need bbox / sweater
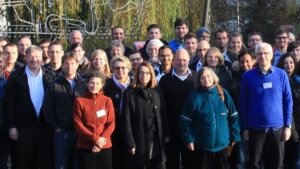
[179,86,240,152]
[73,92,115,149]
[239,67,293,130]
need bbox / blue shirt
[239,66,293,130]
[169,39,183,53]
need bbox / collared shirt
[25,66,44,117]
[196,59,203,72]
[172,68,192,81]
[273,48,285,66]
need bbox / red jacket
[73,92,115,149]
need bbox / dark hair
[3,43,17,51]
[174,18,189,28]
[229,32,243,43]
[62,52,78,63]
[277,53,296,70]
[214,28,229,38]
[275,28,289,37]
[49,41,63,50]
[0,37,9,43]
[133,62,157,88]
[183,32,197,41]
[287,41,300,53]
[38,39,51,46]
[238,50,255,60]
[68,42,84,52]
[158,45,173,54]
[147,24,161,32]
[111,26,124,35]
[247,32,263,40]
[87,71,106,85]
[18,35,31,43]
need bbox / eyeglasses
[276,36,288,40]
[114,66,127,70]
[130,58,141,62]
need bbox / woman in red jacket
[73,71,115,169]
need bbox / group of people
[0,17,299,169]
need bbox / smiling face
[175,24,189,39]
[200,69,214,88]
[239,54,255,71]
[206,51,220,67]
[159,47,173,66]
[25,49,43,72]
[283,56,295,75]
[229,36,243,54]
[88,77,103,94]
[113,61,129,81]
[138,65,151,87]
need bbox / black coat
[4,67,52,129]
[122,86,168,167]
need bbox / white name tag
[96,109,106,118]
[263,82,272,89]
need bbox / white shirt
[172,68,192,81]
[25,66,44,117]
[196,59,203,72]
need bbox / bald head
[197,40,210,59]
[69,30,83,45]
[173,48,190,75]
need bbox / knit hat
[196,27,210,39]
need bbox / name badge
[263,82,272,89]
[96,109,106,118]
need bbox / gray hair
[25,45,43,56]
[110,40,125,53]
[146,39,164,53]
[255,42,273,56]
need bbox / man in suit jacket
[4,45,53,169]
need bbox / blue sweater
[179,86,240,152]
[239,67,293,130]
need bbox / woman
[277,54,299,169]
[89,49,111,79]
[179,67,240,169]
[122,62,168,169]
[287,41,300,64]
[103,56,132,169]
[73,71,115,169]
[203,47,232,91]
[69,42,90,76]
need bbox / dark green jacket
[179,85,240,152]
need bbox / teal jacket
[179,85,240,152]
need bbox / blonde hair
[203,47,225,66]
[133,62,157,88]
[195,66,224,101]
[89,49,111,78]
[110,56,132,71]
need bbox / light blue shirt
[25,66,44,117]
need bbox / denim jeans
[235,135,248,169]
[54,129,78,169]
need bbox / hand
[187,142,195,151]
[9,127,18,141]
[229,142,235,147]
[92,145,101,153]
[282,127,291,141]
[243,130,249,141]
[165,137,170,143]
[129,148,135,155]
[96,137,107,148]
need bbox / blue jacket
[179,85,240,152]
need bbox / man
[4,45,53,169]
[247,32,263,52]
[69,30,83,45]
[169,18,189,53]
[195,27,211,42]
[183,32,198,63]
[3,43,24,79]
[214,28,229,53]
[273,29,289,66]
[39,39,51,65]
[43,53,86,169]
[240,42,293,169]
[159,48,195,169]
[156,46,173,81]
[146,39,164,71]
[128,51,143,79]
[189,40,210,72]
[0,37,8,53]
[17,36,32,64]
[43,41,64,80]
[106,26,133,58]
[139,24,168,60]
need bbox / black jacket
[122,87,168,167]
[4,66,52,129]
[43,74,86,130]
[214,65,232,92]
